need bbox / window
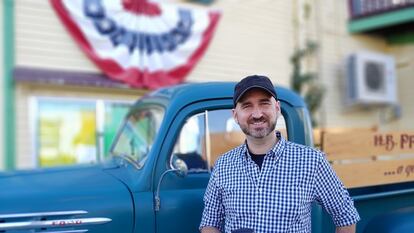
[111,105,164,168]
[172,109,287,172]
[34,98,132,168]
[173,112,207,172]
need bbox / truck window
[172,109,286,172]
[111,106,164,168]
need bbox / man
[199,75,360,233]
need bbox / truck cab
[108,82,314,233]
[0,82,314,233]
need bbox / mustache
[249,116,266,123]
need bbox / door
[154,100,288,233]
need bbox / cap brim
[235,85,277,104]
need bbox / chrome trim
[204,110,212,172]
[155,169,180,212]
[43,230,88,233]
[0,217,111,231]
[0,210,87,219]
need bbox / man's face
[233,88,280,139]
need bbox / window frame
[168,106,288,174]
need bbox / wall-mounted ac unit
[345,51,397,106]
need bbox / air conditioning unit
[345,51,397,106]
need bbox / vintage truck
[1,82,414,233]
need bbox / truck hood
[0,164,134,233]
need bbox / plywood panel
[324,131,414,160]
[333,159,414,188]
[322,129,414,188]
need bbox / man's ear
[232,109,239,124]
[275,100,281,112]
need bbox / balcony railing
[349,0,414,19]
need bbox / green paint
[3,0,15,170]
[348,7,414,33]
[387,31,414,44]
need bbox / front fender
[0,165,134,233]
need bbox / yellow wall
[15,1,97,72]
[386,45,414,131]
[15,0,295,86]
[306,1,413,131]
[308,0,389,128]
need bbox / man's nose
[251,107,263,118]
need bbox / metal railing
[349,0,414,18]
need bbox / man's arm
[314,156,360,230]
[336,224,356,233]
[200,166,224,232]
[201,226,221,233]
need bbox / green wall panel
[3,0,15,170]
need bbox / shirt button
[257,211,262,216]
[258,188,262,193]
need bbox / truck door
[154,101,288,233]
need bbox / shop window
[35,98,132,168]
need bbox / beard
[239,117,277,139]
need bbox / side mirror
[171,156,188,177]
[154,156,188,211]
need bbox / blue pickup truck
[1,82,414,233]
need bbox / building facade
[2,0,414,170]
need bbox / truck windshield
[110,105,164,168]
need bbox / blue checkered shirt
[200,132,360,233]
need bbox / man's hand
[336,224,356,233]
[201,226,221,233]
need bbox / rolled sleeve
[199,168,225,231]
[314,155,360,227]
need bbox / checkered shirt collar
[242,131,285,159]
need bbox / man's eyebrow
[259,97,272,102]
[239,100,250,105]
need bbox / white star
[88,3,99,14]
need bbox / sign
[323,131,414,160]
[50,0,221,89]
[322,130,414,188]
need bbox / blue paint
[2,82,413,232]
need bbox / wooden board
[333,158,414,188]
[323,131,414,160]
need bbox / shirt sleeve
[199,166,225,231]
[314,154,360,227]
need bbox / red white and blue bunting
[50,0,221,89]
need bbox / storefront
[4,0,414,171]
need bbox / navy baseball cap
[233,75,278,107]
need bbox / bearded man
[199,75,360,233]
